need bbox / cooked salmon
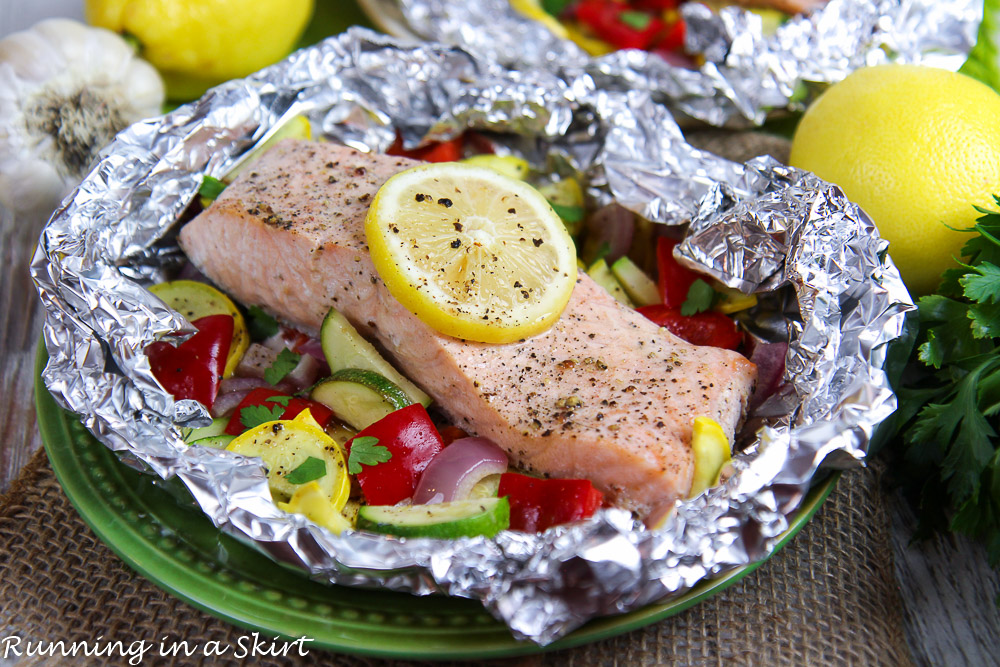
[179,140,756,518]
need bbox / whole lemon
[789,65,1000,295]
[85,0,314,101]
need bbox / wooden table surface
[2,5,999,666]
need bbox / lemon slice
[365,163,577,344]
[149,280,249,377]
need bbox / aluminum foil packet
[385,0,982,125]
[32,28,912,644]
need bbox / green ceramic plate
[35,348,837,659]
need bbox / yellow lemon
[365,163,577,344]
[85,0,314,101]
[789,65,1000,295]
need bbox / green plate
[34,348,837,659]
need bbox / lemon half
[365,163,577,344]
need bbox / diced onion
[584,204,634,264]
[748,341,787,411]
[412,437,508,504]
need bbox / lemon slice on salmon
[365,163,577,344]
[149,280,249,377]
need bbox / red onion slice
[297,336,327,362]
[584,204,634,264]
[218,376,271,395]
[281,353,323,392]
[748,341,788,410]
[413,437,508,504]
[211,389,251,418]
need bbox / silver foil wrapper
[388,0,982,125]
[32,29,912,644]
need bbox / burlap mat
[0,446,911,667]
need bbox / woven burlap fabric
[0,448,911,667]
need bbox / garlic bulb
[0,19,164,216]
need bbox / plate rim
[33,344,839,659]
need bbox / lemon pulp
[365,163,577,344]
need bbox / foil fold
[32,28,912,644]
[390,0,982,125]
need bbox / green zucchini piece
[182,417,230,444]
[189,434,235,449]
[611,256,660,306]
[587,259,634,307]
[225,115,312,183]
[320,308,431,407]
[357,497,510,539]
[311,369,412,430]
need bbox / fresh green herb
[246,305,279,341]
[591,242,612,265]
[198,175,227,201]
[959,0,1000,93]
[264,348,301,385]
[265,395,293,407]
[541,0,573,17]
[285,456,327,484]
[548,201,585,224]
[680,279,718,316]
[619,10,652,31]
[885,200,1000,565]
[348,436,392,474]
[240,404,284,429]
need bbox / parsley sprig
[264,348,301,385]
[883,200,1000,564]
[347,436,392,474]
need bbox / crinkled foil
[31,28,912,644]
[389,0,982,125]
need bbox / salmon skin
[179,139,756,519]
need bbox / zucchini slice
[587,259,633,307]
[357,497,510,539]
[611,256,660,306]
[310,369,411,430]
[320,308,431,407]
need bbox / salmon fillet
[179,140,756,518]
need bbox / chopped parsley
[285,456,327,484]
[619,11,652,31]
[681,279,718,316]
[547,201,585,224]
[879,200,1000,565]
[348,436,392,474]
[240,404,284,429]
[541,0,573,17]
[246,305,279,341]
[264,348,301,385]
[198,175,227,201]
[265,395,293,407]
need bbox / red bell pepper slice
[636,304,743,350]
[224,387,335,436]
[498,472,604,532]
[656,237,699,308]
[146,314,233,409]
[345,404,445,505]
[574,0,665,51]
[653,16,685,53]
[387,133,464,163]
